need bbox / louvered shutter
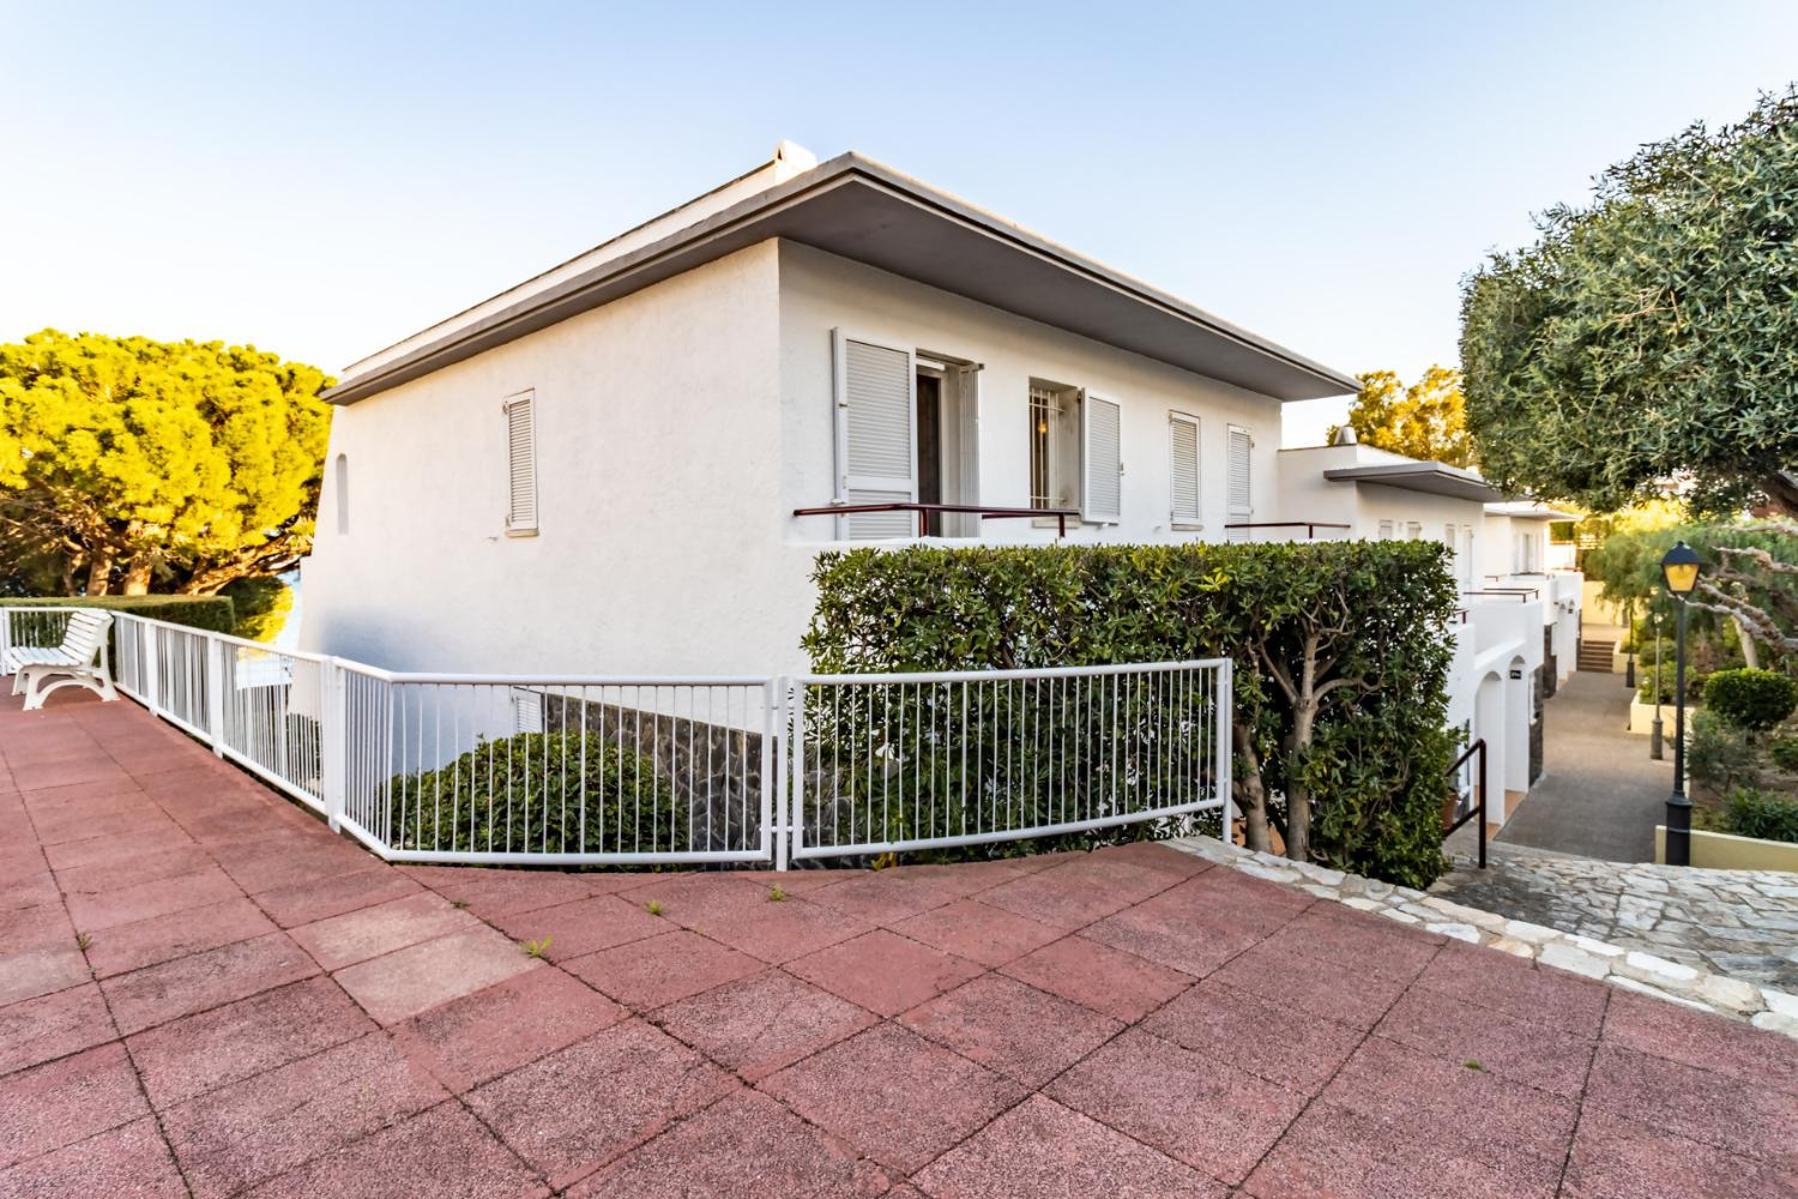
[1226,425,1252,538]
[504,392,538,534]
[1082,393,1122,523]
[1168,413,1200,525]
[832,329,916,539]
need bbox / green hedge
[1703,668,1798,732]
[1727,786,1798,844]
[386,732,678,855]
[803,542,1459,887]
[0,595,236,634]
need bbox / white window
[1377,519,1394,540]
[503,391,538,535]
[511,687,544,734]
[1462,526,1476,585]
[334,453,349,535]
[1029,380,1080,514]
[1226,424,1253,536]
[832,330,917,539]
[1406,521,1424,540]
[1168,413,1201,526]
[1082,394,1122,523]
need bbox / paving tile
[1413,940,1608,1036]
[1261,903,1443,982]
[569,1088,888,1198]
[758,1023,1024,1175]
[1317,1036,1578,1179]
[1088,839,1213,878]
[680,893,872,964]
[887,897,1064,967]
[45,825,195,872]
[288,891,478,971]
[1245,1097,1561,1199]
[101,930,318,1036]
[250,864,422,928]
[899,973,1122,1087]
[489,894,668,962]
[1600,985,1798,1097]
[0,981,116,1077]
[65,864,243,932]
[976,866,1140,930]
[1081,899,1259,977]
[785,929,985,1016]
[390,966,626,1093]
[242,1101,548,1199]
[466,1018,736,1190]
[1583,1043,1798,1167]
[0,944,91,1008]
[1001,933,1193,1022]
[562,929,762,1011]
[453,870,601,919]
[162,1031,447,1198]
[656,968,876,1080]
[127,976,375,1109]
[1047,1028,1306,1185]
[0,1116,186,1199]
[85,897,276,979]
[1375,984,1596,1098]
[1208,940,1410,1031]
[0,1043,147,1170]
[1143,868,1314,939]
[914,1094,1226,1198]
[9,754,131,792]
[0,870,60,913]
[332,925,541,1025]
[1560,1106,1795,1199]
[218,840,380,895]
[612,872,767,926]
[1140,978,1365,1095]
[802,867,971,924]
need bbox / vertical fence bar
[321,659,346,833]
[1216,659,1234,842]
[205,636,227,755]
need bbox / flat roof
[323,152,1359,406]
[1322,461,1506,502]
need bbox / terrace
[3,689,1794,1197]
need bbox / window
[1462,525,1476,585]
[1029,381,1080,513]
[334,453,349,535]
[1406,521,1424,540]
[1226,425,1253,535]
[1168,413,1201,526]
[833,330,917,539]
[503,391,539,535]
[511,687,544,734]
[1376,519,1394,540]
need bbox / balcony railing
[1223,521,1352,542]
[792,501,1080,538]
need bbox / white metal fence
[1,606,1232,870]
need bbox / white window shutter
[1168,413,1200,525]
[1226,425,1252,538]
[511,687,544,734]
[504,392,538,534]
[1082,393,1122,523]
[1377,519,1394,540]
[832,329,916,539]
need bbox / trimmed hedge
[1727,786,1798,844]
[385,731,677,855]
[1703,668,1798,732]
[803,542,1459,887]
[0,595,236,634]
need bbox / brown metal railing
[1222,521,1352,540]
[1443,738,1487,868]
[792,502,1080,538]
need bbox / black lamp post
[1660,540,1701,866]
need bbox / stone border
[1168,836,1798,1040]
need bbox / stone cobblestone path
[1432,843,1798,993]
[4,690,1797,1197]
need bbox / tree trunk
[1284,704,1317,863]
[84,552,113,596]
[1736,616,1761,669]
[122,553,153,596]
[1232,722,1270,852]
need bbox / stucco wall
[301,241,785,676]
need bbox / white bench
[5,610,118,710]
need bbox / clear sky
[4,1,1794,446]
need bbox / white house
[301,142,1358,677]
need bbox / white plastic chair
[5,610,118,710]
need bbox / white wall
[301,241,785,676]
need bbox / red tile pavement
[3,691,1796,1197]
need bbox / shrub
[1769,736,1798,774]
[1703,668,1798,731]
[1725,786,1798,844]
[0,594,236,634]
[804,542,1458,887]
[1686,709,1758,797]
[385,731,677,855]
[220,578,293,642]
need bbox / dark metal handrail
[1443,738,1487,869]
[793,501,1079,538]
[1222,521,1352,540]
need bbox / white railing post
[205,635,227,755]
[788,681,806,866]
[320,658,347,833]
[1216,659,1234,842]
[769,677,787,871]
[142,623,162,718]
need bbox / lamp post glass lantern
[1660,541,1701,866]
